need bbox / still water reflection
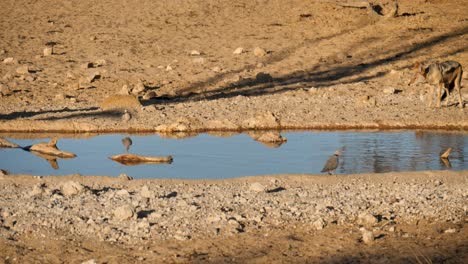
[0,131,466,179]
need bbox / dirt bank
[0,171,467,263]
[0,0,467,132]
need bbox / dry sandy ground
[0,0,467,132]
[0,0,468,263]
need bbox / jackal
[408,61,464,108]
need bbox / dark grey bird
[121,137,133,152]
[321,150,341,175]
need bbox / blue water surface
[0,131,466,179]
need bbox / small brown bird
[321,150,341,175]
[122,137,132,152]
[122,109,132,122]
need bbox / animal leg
[436,83,443,108]
[455,69,464,108]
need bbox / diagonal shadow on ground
[160,26,468,104]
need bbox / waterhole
[0,131,466,179]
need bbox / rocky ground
[0,171,467,263]
[0,0,467,263]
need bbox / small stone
[192,57,205,64]
[69,97,77,103]
[140,185,153,198]
[444,228,457,234]
[30,183,46,197]
[118,173,133,180]
[384,87,396,95]
[249,182,265,192]
[388,226,396,232]
[16,65,30,75]
[166,65,173,71]
[212,66,222,72]
[233,47,244,55]
[43,46,53,56]
[87,72,100,83]
[81,260,97,264]
[62,181,84,196]
[132,82,145,95]
[3,57,15,64]
[94,59,107,67]
[190,50,201,56]
[55,93,66,101]
[361,229,374,244]
[119,85,131,95]
[66,72,75,79]
[313,218,326,230]
[253,47,267,57]
[256,63,265,68]
[113,205,135,220]
[358,212,378,226]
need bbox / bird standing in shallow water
[122,137,132,152]
[321,150,341,175]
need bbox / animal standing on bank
[321,150,341,175]
[408,61,464,109]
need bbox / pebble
[190,50,201,56]
[61,181,85,196]
[361,228,374,244]
[118,173,133,180]
[3,57,15,64]
[249,182,265,192]
[113,205,135,220]
[253,47,267,57]
[358,212,378,226]
[140,185,153,198]
[233,47,244,55]
[313,218,326,230]
[43,46,53,56]
[81,260,97,264]
[384,87,396,95]
[16,65,30,75]
[132,82,146,95]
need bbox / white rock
[113,205,135,220]
[166,65,173,71]
[62,181,84,196]
[132,82,145,94]
[43,46,53,56]
[361,229,374,244]
[190,50,201,56]
[81,260,97,264]
[3,57,14,64]
[249,182,265,192]
[16,65,30,74]
[118,173,133,180]
[313,218,326,230]
[119,85,131,95]
[140,185,153,198]
[253,47,267,57]
[233,47,244,55]
[358,212,378,226]
[384,87,396,95]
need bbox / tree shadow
[0,107,100,120]
[159,26,467,104]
